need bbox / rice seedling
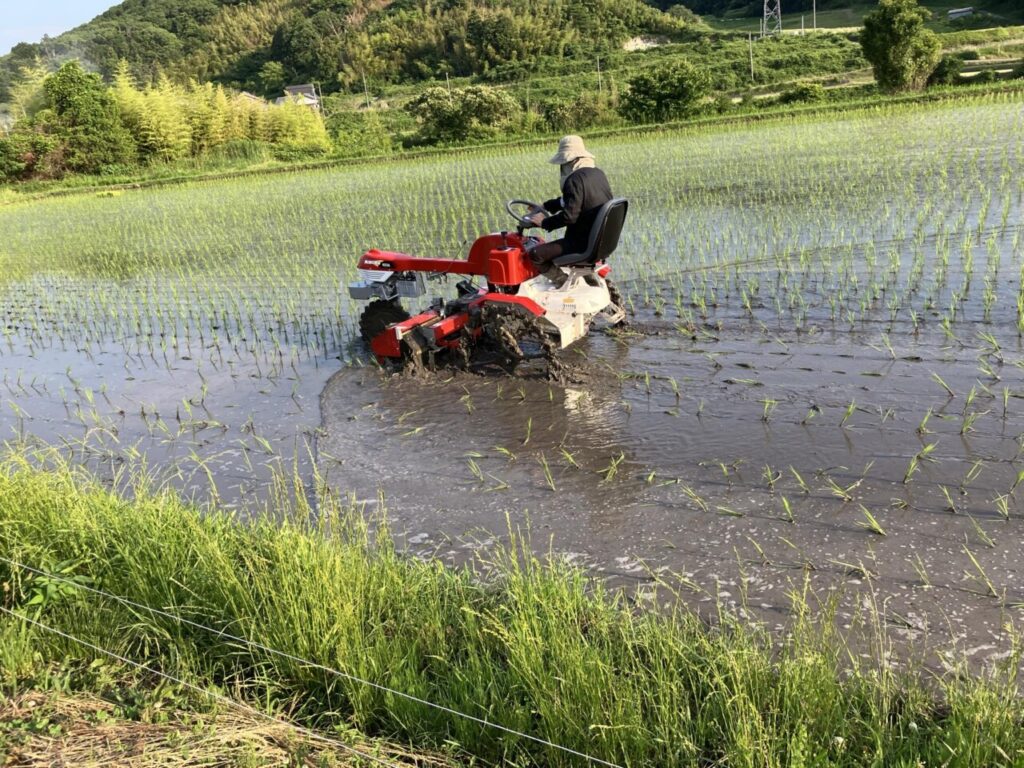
[967,515,996,548]
[856,505,887,536]
[484,474,511,492]
[559,447,579,469]
[680,484,709,513]
[839,400,856,428]
[931,372,955,398]
[598,452,625,483]
[916,408,934,435]
[800,406,820,426]
[780,496,794,523]
[962,545,999,599]
[538,453,556,492]
[715,505,743,517]
[993,494,1011,520]
[490,445,515,462]
[903,443,938,484]
[910,554,931,588]
[825,476,861,503]
[789,467,810,494]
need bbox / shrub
[0,136,25,180]
[927,55,964,87]
[619,60,712,124]
[779,82,826,104]
[406,85,519,144]
[542,93,614,132]
[327,110,393,158]
[713,93,736,114]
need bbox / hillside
[0,0,687,101]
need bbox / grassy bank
[0,456,1021,767]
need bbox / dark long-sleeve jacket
[541,167,613,255]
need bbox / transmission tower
[763,0,782,37]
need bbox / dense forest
[0,0,689,103]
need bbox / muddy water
[319,318,1024,669]
[0,318,337,507]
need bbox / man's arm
[528,197,563,227]
[541,175,583,230]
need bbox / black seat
[553,198,629,267]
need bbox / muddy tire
[606,278,628,326]
[358,299,409,345]
[479,303,561,378]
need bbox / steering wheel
[506,199,546,228]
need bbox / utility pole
[763,0,782,37]
[445,71,451,95]
[597,56,603,95]
[362,71,370,109]
[314,81,325,115]
[813,0,817,30]
[748,32,755,81]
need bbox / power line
[0,605,403,768]
[0,556,626,768]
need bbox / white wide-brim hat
[549,135,595,164]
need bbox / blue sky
[1,1,113,56]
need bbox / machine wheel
[606,278,628,325]
[479,303,561,378]
[358,299,409,345]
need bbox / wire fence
[0,604,405,768]
[0,555,626,768]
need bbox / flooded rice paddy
[1,96,1023,665]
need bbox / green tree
[265,101,332,157]
[861,0,941,93]
[9,61,50,122]
[257,61,286,97]
[41,61,136,174]
[406,85,519,144]
[327,109,392,158]
[619,60,711,124]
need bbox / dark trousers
[528,240,568,285]
[529,240,565,266]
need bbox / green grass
[0,453,1022,767]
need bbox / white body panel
[516,270,625,348]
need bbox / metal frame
[763,0,782,37]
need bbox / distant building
[239,91,267,106]
[275,84,321,112]
[947,7,974,20]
